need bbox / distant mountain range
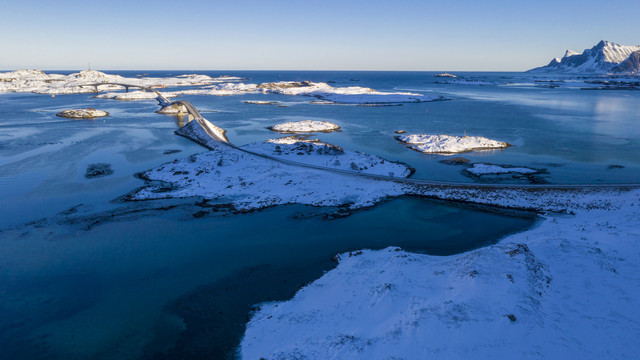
[529,40,640,74]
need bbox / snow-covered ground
[130,121,411,210]
[94,90,179,101]
[398,134,510,154]
[56,108,109,119]
[268,120,341,133]
[156,102,188,114]
[178,81,445,104]
[466,163,538,175]
[241,188,640,359]
[0,69,240,94]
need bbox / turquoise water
[0,71,638,359]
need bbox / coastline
[241,188,640,358]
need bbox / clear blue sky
[2,0,638,71]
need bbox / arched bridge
[82,82,172,106]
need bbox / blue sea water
[0,70,638,359]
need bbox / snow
[56,108,109,119]
[265,135,318,145]
[94,90,179,101]
[0,70,447,104]
[128,113,640,359]
[398,134,510,154]
[530,40,640,73]
[178,81,446,104]
[0,69,239,94]
[466,163,538,175]
[138,115,619,215]
[176,116,229,146]
[563,49,579,58]
[269,120,340,133]
[156,103,188,114]
[600,40,640,64]
[130,121,412,210]
[241,188,640,359]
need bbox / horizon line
[1,68,532,73]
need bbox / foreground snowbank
[398,134,510,154]
[178,81,446,104]
[241,189,640,359]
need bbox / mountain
[611,50,640,74]
[529,40,640,74]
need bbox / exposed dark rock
[192,210,209,218]
[257,81,312,89]
[163,149,182,155]
[85,163,113,178]
[440,157,470,165]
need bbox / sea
[1,71,639,359]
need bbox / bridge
[82,82,172,106]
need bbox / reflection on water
[175,114,186,128]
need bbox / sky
[2,0,639,71]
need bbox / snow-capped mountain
[529,40,640,74]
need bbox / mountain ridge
[529,40,640,74]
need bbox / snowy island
[434,73,457,78]
[178,81,447,104]
[397,134,511,154]
[0,69,240,94]
[465,163,538,175]
[56,108,109,119]
[0,69,449,105]
[268,120,341,133]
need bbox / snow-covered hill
[529,40,640,74]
